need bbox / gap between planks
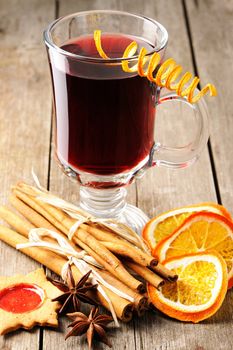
[182,0,222,204]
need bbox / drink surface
[51,34,157,175]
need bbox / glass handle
[151,91,209,169]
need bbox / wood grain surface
[0,0,53,349]
[0,0,232,349]
[185,0,233,209]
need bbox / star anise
[48,266,98,314]
[66,307,113,349]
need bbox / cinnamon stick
[101,240,157,268]
[9,195,62,235]
[0,225,133,322]
[13,188,68,235]
[125,261,164,289]
[96,268,148,315]
[13,185,145,253]
[14,190,157,270]
[12,186,157,276]
[0,205,35,236]
[8,195,144,294]
[0,206,79,252]
[0,205,147,302]
[72,229,145,293]
[13,184,75,231]
[82,223,143,249]
[11,184,176,283]
[151,263,178,282]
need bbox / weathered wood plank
[44,1,137,349]
[43,0,232,350]
[135,1,233,350]
[128,0,223,348]
[179,2,233,349]
[185,0,233,212]
[135,0,217,217]
[132,1,232,350]
[0,0,54,348]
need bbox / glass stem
[79,186,127,218]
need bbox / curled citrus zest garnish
[148,57,161,80]
[94,30,110,59]
[121,41,138,72]
[155,58,176,86]
[93,30,217,103]
[165,65,183,90]
[176,71,193,96]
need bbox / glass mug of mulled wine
[44,10,209,232]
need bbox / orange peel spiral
[93,30,217,103]
[94,30,110,59]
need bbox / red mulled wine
[50,34,157,175]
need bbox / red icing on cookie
[0,283,44,313]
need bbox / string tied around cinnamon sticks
[29,170,150,254]
[17,228,102,268]
[42,197,149,253]
[16,228,135,327]
[68,216,110,240]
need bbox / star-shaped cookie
[0,268,61,335]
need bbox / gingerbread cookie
[0,268,62,335]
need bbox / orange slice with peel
[142,202,232,250]
[148,251,228,323]
[153,212,233,289]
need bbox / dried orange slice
[142,203,232,250]
[154,212,233,289]
[148,251,228,323]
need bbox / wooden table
[0,0,232,349]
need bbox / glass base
[117,203,150,234]
[79,186,149,234]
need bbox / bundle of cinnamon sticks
[0,182,177,322]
